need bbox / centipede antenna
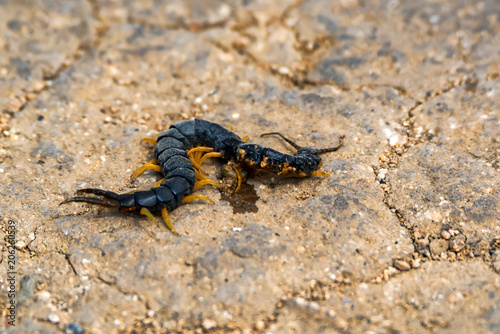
[75,188,120,200]
[60,196,120,208]
[313,135,345,154]
[260,132,303,150]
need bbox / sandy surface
[0,0,499,333]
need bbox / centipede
[61,119,344,234]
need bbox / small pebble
[377,168,388,180]
[394,259,411,271]
[202,319,217,330]
[15,241,26,250]
[410,258,420,268]
[48,312,60,324]
[334,316,349,330]
[295,297,306,306]
[450,237,465,252]
[278,66,291,75]
[255,320,265,330]
[440,230,451,240]
[36,290,51,302]
[387,266,398,276]
[327,309,337,318]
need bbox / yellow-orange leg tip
[141,137,157,146]
[199,152,222,165]
[311,170,332,176]
[131,159,161,182]
[242,136,249,142]
[182,194,214,205]
[161,208,179,236]
[194,179,221,190]
[153,178,166,187]
[140,207,158,224]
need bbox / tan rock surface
[0,0,499,333]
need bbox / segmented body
[62,119,343,231]
[114,119,242,213]
[236,144,322,176]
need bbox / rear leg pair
[61,188,179,234]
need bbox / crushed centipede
[61,119,344,234]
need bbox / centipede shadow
[219,182,259,214]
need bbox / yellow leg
[161,208,178,235]
[187,146,214,155]
[311,170,332,176]
[141,137,157,145]
[194,169,208,181]
[195,150,204,166]
[140,207,158,224]
[221,162,246,192]
[186,147,223,177]
[183,194,214,205]
[153,178,166,187]
[194,179,221,190]
[242,136,249,142]
[199,152,222,165]
[190,157,207,175]
[187,147,214,175]
[231,164,243,192]
[131,159,162,182]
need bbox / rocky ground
[0,0,499,333]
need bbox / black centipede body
[151,119,242,210]
[62,119,344,233]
